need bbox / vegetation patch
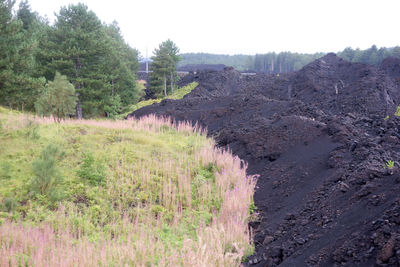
[0,108,256,266]
[120,82,198,118]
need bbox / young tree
[150,39,180,97]
[30,144,65,203]
[35,72,77,122]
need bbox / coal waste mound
[129,54,400,266]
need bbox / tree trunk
[170,72,174,92]
[76,97,83,119]
[271,58,274,73]
[163,74,167,97]
[75,55,83,119]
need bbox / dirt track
[129,54,400,266]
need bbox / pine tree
[17,0,37,30]
[37,4,140,118]
[35,72,77,122]
[0,0,44,110]
[150,39,180,97]
[102,22,139,109]
[30,144,64,203]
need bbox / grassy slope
[0,107,256,266]
[120,82,199,118]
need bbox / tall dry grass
[0,114,256,267]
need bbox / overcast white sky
[23,0,400,57]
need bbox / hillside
[120,82,199,118]
[0,107,256,266]
[130,55,400,266]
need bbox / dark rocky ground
[178,63,227,72]
[129,54,400,266]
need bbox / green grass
[120,82,198,118]
[0,109,255,266]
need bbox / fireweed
[0,110,256,266]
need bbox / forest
[179,45,400,72]
[0,0,140,118]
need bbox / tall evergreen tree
[17,0,37,30]
[103,22,139,108]
[0,0,44,110]
[36,4,140,118]
[52,4,110,118]
[150,39,180,97]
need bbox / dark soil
[129,54,400,266]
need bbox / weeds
[395,105,400,117]
[77,152,106,185]
[24,119,40,139]
[0,107,256,266]
[386,160,395,169]
[0,162,12,180]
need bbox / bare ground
[129,54,400,266]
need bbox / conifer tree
[150,40,180,97]
[0,0,44,110]
[35,72,77,122]
[37,4,140,118]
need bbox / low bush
[77,152,107,185]
[30,144,65,203]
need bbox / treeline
[178,53,251,71]
[0,0,140,118]
[180,45,400,73]
[251,52,325,73]
[337,45,400,65]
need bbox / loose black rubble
[129,54,400,266]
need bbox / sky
[22,0,400,57]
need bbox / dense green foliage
[337,45,400,65]
[150,39,181,97]
[35,72,77,121]
[0,1,140,118]
[0,0,45,110]
[39,4,140,118]
[180,46,400,72]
